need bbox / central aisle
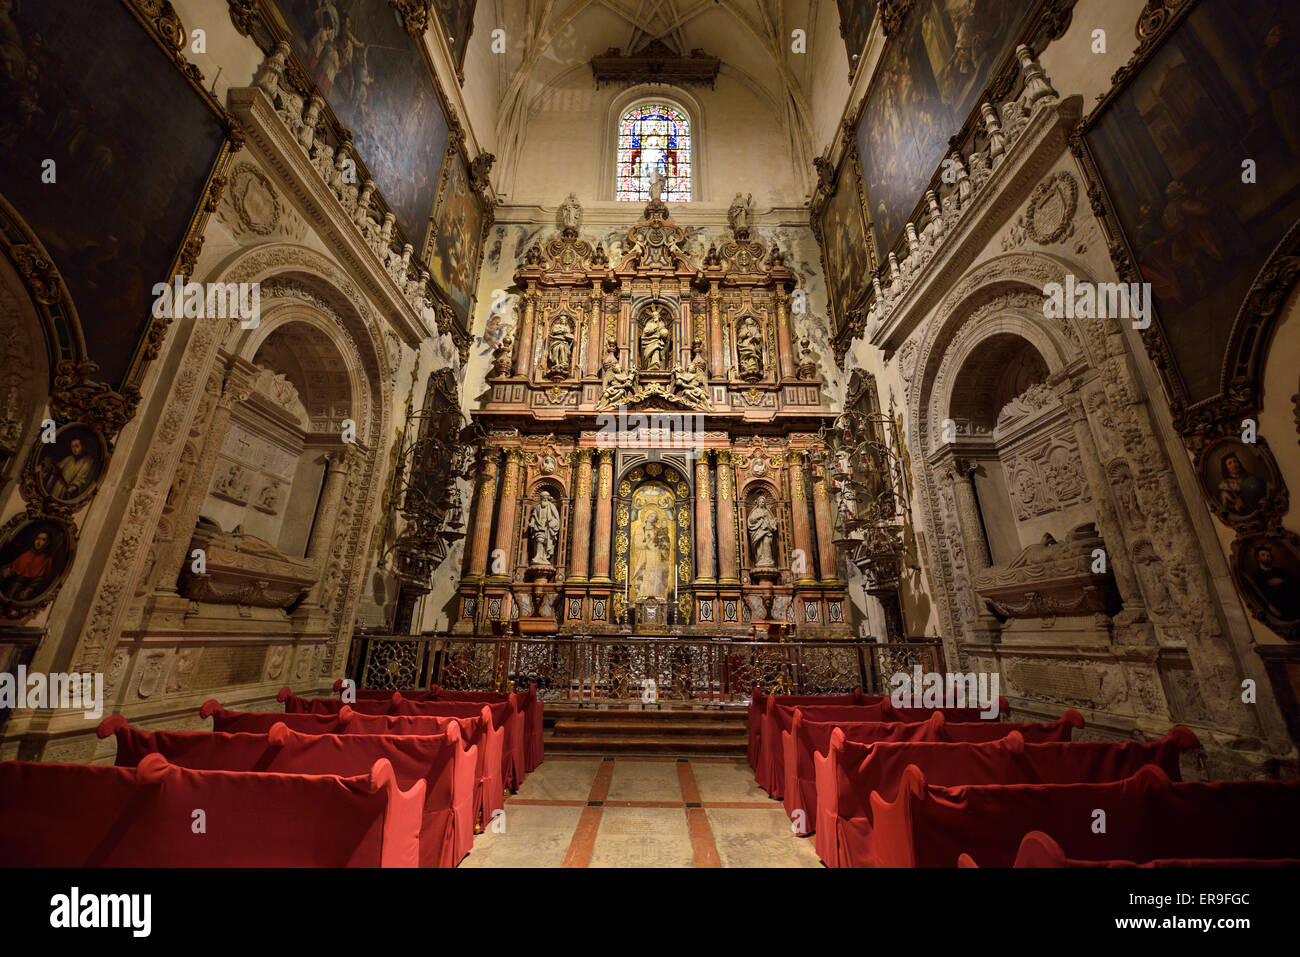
[460,756,821,868]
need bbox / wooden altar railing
[348,633,946,703]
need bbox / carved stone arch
[912,251,1096,453]
[235,300,370,444]
[201,242,394,449]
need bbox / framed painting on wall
[837,0,879,78]
[854,0,1039,255]
[814,147,873,337]
[0,0,230,391]
[261,0,450,255]
[1073,0,1300,422]
[425,143,488,330]
[432,0,477,78]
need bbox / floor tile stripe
[678,762,722,867]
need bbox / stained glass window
[616,104,692,202]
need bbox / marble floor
[459,756,823,868]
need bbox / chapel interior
[1,0,1299,872]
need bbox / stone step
[542,733,747,756]
[551,718,742,737]
[547,707,748,725]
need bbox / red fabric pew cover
[827,726,1198,868]
[748,689,865,767]
[202,699,346,734]
[972,830,1300,868]
[98,715,474,867]
[339,706,505,827]
[757,697,892,797]
[803,711,1083,865]
[0,752,423,867]
[282,687,525,789]
[871,763,1300,868]
[330,681,544,774]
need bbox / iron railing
[349,634,946,703]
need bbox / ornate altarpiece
[454,199,849,638]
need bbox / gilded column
[491,448,523,579]
[774,290,796,380]
[589,449,615,582]
[512,290,537,378]
[716,451,740,583]
[787,453,817,585]
[568,449,594,580]
[811,459,842,583]
[694,453,715,583]
[464,450,499,579]
[708,288,724,378]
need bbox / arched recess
[906,252,1096,649]
[132,242,397,677]
[737,477,785,579]
[521,476,569,573]
[612,460,692,626]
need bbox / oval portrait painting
[32,423,107,507]
[1197,438,1282,525]
[1232,532,1300,639]
[0,516,76,611]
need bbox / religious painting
[432,0,477,76]
[629,483,677,604]
[1195,437,1285,527]
[0,516,75,614]
[816,151,871,335]
[856,0,1035,253]
[837,0,879,75]
[1232,531,1300,640]
[1079,0,1300,406]
[0,0,227,388]
[612,464,692,626]
[28,423,108,509]
[426,144,486,328]
[264,0,449,253]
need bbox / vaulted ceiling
[480,0,837,199]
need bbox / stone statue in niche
[639,305,671,371]
[527,490,561,566]
[728,192,753,236]
[747,493,778,568]
[546,314,575,377]
[599,345,637,408]
[557,192,583,234]
[736,316,764,379]
[671,340,710,409]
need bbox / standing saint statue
[747,493,778,568]
[736,317,764,378]
[527,490,561,565]
[546,314,575,375]
[557,192,583,233]
[639,305,670,371]
[728,192,753,235]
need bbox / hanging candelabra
[816,406,910,640]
